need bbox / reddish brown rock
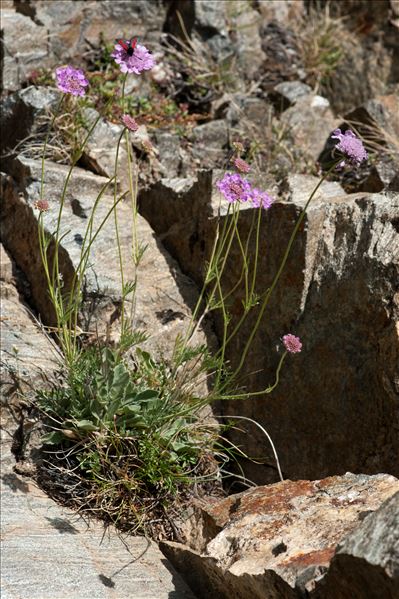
[161,473,399,599]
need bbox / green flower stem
[112,128,126,338]
[52,98,113,281]
[176,203,234,355]
[180,203,240,354]
[124,127,140,335]
[220,351,287,399]
[69,175,117,355]
[227,163,339,385]
[216,204,263,354]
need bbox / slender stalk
[228,164,338,383]
[220,351,287,399]
[112,129,126,338]
[217,415,284,482]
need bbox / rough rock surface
[313,491,399,598]
[280,93,338,160]
[1,408,196,599]
[0,243,59,394]
[139,173,399,484]
[0,87,60,157]
[0,157,211,360]
[160,473,399,599]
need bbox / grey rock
[191,121,229,169]
[154,130,183,178]
[258,21,304,91]
[280,93,339,160]
[78,107,131,191]
[164,0,230,60]
[269,81,312,112]
[160,473,399,599]
[0,410,196,599]
[388,173,399,192]
[0,86,61,155]
[286,174,345,203]
[343,94,399,192]
[313,491,399,598]
[0,158,211,361]
[319,30,397,115]
[344,94,399,146]
[161,541,297,599]
[233,2,266,80]
[0,9,51,93]
[257,0,305,23]
[0,244,59,396]
[357,158,399,193]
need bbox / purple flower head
[249,188,273,210]
[282,334,302,354]
[121,114,139,131]
[112,42,155,74]
[216,172,252,204]
[55,66,88,96]
[331,128,368,167]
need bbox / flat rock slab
[0,428,196,599]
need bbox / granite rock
[161,473,399,599]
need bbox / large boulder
[160,473,399,599]
[139,172,399,484]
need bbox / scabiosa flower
[282,334,302,354]
[233,156,251,173]
[249,187,273,210]
[331,128,368,167]
[112,42,155,74]
[121,114,139,132]
[216,172,252,204]
[55,66,88,96]
[34,199,49,212]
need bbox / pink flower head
[121,114,139,132]
[55,66,88,96]
[233,157,251,173]
[282,334,302,354]
[249,188,273,210]
[331,128,368,167]
[34,199,49,212]
[216,172,252,204]
[112,42,155,74]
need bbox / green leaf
[75,420,98,432]
[136,389,159,402]
[41,431,65,445]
